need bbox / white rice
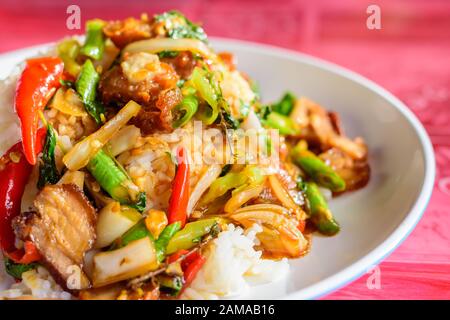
[0,69,21,155]
[181,224,289,300]
[0,265,71,300]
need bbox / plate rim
[0,38,436,300]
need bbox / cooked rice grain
[181,224,289,300]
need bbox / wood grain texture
[0,0,449,299]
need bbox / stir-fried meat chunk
[131,87,182,134]
[99,65,162,108]
[319,147,370,191]
[103,17,152,49]
[98,52,181,133]
[160,51,197,79]
[290,98,368,160]
[13,184,96,291]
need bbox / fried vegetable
[228,204,307,258]
[123,38,214,60]
[57,38,81,77]
[80,19,106,60]
[128,192,147,213]
[201,166,264,205]
[107,125,141,157]
[264,112,300,135]
[267,174,301,214]
[172,95,198,128]
[190,67,219,125]
[87,149,131,203]
[76,59,105,124]
[158,275,183,296]
[167,147,190,227]
[63,100,141,170]
[302,181,340,236]
[37,124,60,189]
[155,222,182,262]
[187,164,222,214]
[92,237,158,287]
[111,219,152,250]
[224,183,265,213]
[49,87,87,117]
[201,172,246,205]
[95,202,141,248]
[291,141,346,192]
[166,218,219,254]
[57,170,85,190]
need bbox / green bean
[190,67,219,125]
[155,222,182,262]
[292,143,346,192]
[166,219,219,254]
[264,112,299,135]
[303,181,340,235]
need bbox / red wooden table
[1,0,449,299]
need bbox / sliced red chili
[167,147,190,228]
[15,57,63,165]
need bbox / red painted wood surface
[0,0,449,299]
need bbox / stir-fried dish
[0,11,369,300]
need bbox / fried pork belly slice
[14,184,96,291]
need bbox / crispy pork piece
[98,52,182,134]
[103,17,152,49]
[14,184,96,291]
[160,51,197,79]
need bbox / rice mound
[181,224,289,300]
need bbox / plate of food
[0,11,434,300]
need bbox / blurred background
[0,0,449,299]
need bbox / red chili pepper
[167,147,190,228]
[182,253,206,290]
[6,241,41,264]
[15,57,64,165]
[167,249,190,264]
[0,132,45,253]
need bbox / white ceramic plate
[0,38,435,300]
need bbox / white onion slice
[187,164,222,215]
[123,38,215,60]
